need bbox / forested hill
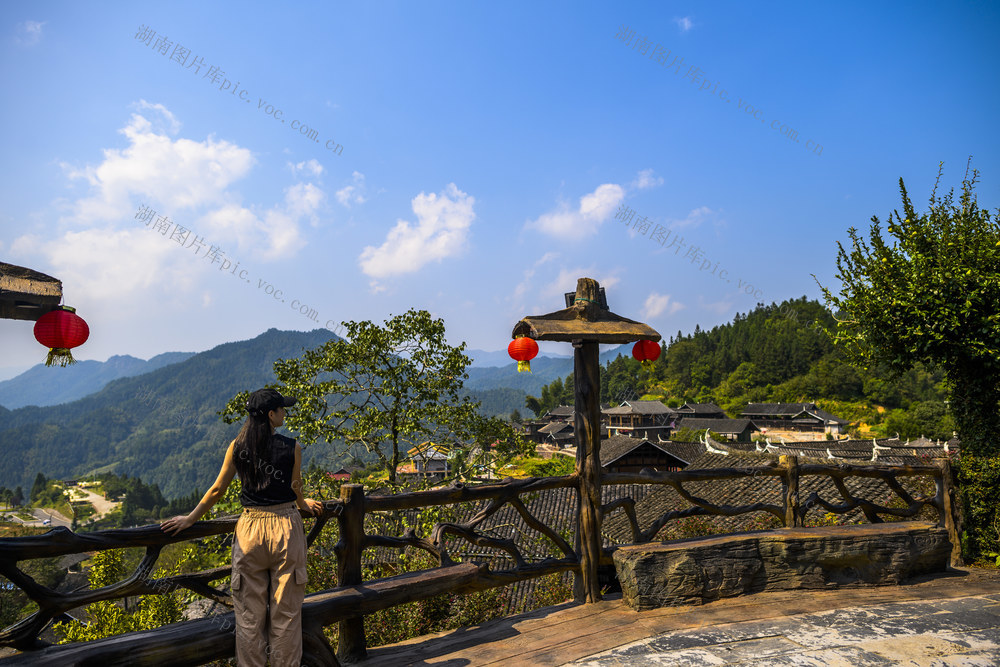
[0,328,341,498]
[0,351,195,409]
[530,298,954,440]
[0,328,553,498]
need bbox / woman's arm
[160,440,238,535]
[293,443,322,516]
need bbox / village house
[673,402,728,419]
[741,402,849,436]
[600,436,702,474]
[673,417,758,443]
[603,400,676,439]
[397,442,453,483]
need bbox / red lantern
[508,336,539,373]
[632,339,661,367]
[33,306,90,367]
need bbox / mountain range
[0,329,611,498]
[0,352,194,409]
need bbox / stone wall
[613,521,951,610]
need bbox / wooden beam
[0,262,62,322]
[1,564,483,666]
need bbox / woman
[161,388,322,666]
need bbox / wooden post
[935,457,963,567]
[335,484,366,662]
[511,276,660,605]
[574,339,603,603]
[780,455,800,527]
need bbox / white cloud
[9,103,330,322]
[643,292,685,319]
[16,20,44,46]
[674,16,694,32]
[513,252,560,300]
[41,227,200,301]
[289,159,323,177]
[285,182,325,217]
[335,171,367,207]
[134,100,181,135]
[359,183,474,279]
[631,169,664,191]
[198,182,316,262]
[64,103,255,224]
[671,206,717,230]
[527,183,624,239]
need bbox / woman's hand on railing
[160,514,196,536]
[302,498,323,516]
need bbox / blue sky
[2,1,998,380]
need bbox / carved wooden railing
[0,453,959,665]
[601,455,958,559]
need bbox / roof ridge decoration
[703,435,729,455]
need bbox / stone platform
[613,521,950,610]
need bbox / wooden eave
[0,262,63,321]
[511,277,660,343]
[511,307,660,343]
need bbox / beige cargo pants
[232,502,308,666]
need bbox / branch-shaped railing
[0,454,959,665]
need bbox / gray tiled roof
[742,402,848,425]
[538,421,573,435]
[674,417,756,434]
[675,402,726,416]
[599,436,691,468]
[603,400,675,416]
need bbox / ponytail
[232,411,271,491]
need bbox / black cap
[247,388,296,416]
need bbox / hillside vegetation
[0,328,537,500]
[0,329,342,498]
[527,298,954,440]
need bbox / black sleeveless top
[239,433,297,507]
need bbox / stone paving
[571,594,1000,666]
[361,567,1000,666]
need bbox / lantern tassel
[517,360,531,373]
[45,348,77,367]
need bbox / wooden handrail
[0,456,955,664]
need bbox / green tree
[817,162,1000,560]
[53,548,183,643]
[818,163,999,457]
[524,395,542,418]
[29,473,46,503]
[222,309,529,487]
